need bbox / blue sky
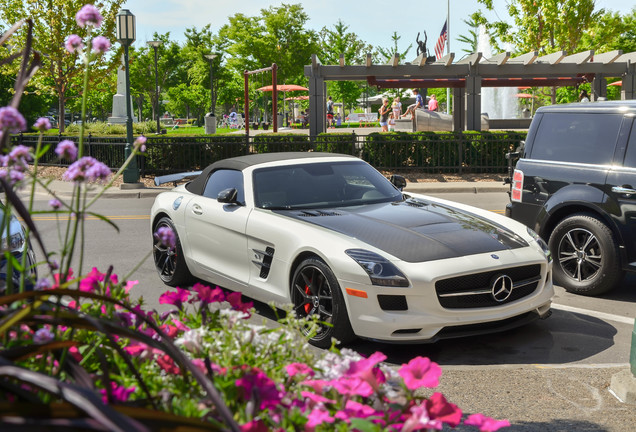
[123,0,634,57]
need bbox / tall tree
[129,33,184,124]
[375,31,413,63]
[0,0,125,131]
[475,0,624,103]
[319,20,371,116]
[219,4,319,85]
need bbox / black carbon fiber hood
[275,198,529,263]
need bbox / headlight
[345,249,410,287]
[527,227,551,262]
[1,223,25,254]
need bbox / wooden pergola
[304,50,636,134]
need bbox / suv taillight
[511,169,523,202]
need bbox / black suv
[506,100,636,296]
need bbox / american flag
[434,20,448,60]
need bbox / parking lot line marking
[26,215,150,221]
[552,303,635,325]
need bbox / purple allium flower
[154,226,176,250]
[76,4,103,28]
[63,156,111,183]
[55,140,78,161]
[9,170,24,185]
[9,145,32,166]
[34,327,55,344]
[49,199,62,210]
[65,34,84,54]
[134,136,147,152]
[35,278,53,290]
[34,117,52,132]
[0,106,26,133]
[91,36,110,53]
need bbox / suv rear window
[530,113,622,165]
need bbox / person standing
[428,93,438,111]
[379,98,390,132]
[326,96,335,128]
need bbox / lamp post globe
[116,9,141,185]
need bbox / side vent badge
[173,196,183,211]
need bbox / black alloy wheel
[153,217,192,287]
[291,257,354,348]
[549,214,623,296]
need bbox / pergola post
[452,88,464,132]
[465,72,482,131]
[592,74,607,100]
[309,55,326,136]
[623,68,636,100]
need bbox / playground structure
[304,50,636,135]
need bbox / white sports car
[150,152,553,348]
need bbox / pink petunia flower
[301,379,330,394]
[425,392,462,427]
[76,4,103,28]
[305,407,335,429]
[226,291,253,316]
[65,34,84,54]
[158,287,190,309]
[100,381,135,404]
[464,413,511,432]
[346,351,387,390]
[240,420,268,432]
[286,362,315,378]
[401,403,443,432]
[329,377,374,397]
[335,399,381,421]
[156,354,180,375]
[398,356,442,390]
[236,368,283,410]
[192,283,225,305]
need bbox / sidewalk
[40,179,509,200]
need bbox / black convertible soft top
[186,152,357,196]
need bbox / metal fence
[12,131,526,176]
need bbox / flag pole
[446,0,451,114]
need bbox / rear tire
[153,217,192,287]
[291,257,355,348]
[548,214,623,296]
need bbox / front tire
[153,216,192,287]
[549,214,623,296]
[291,257,355,348]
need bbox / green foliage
[374,31,413,63]
[143,135,247,172]
[314,133,357,154]
[219,4,319,85]
[252,133,312,153]
[361,131,525,172]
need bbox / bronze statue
[416,31,437,64]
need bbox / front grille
[378,294,408,311]
[435,264,541,309]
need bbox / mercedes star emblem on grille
[491,275,514,302]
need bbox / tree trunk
[58,93,65,133]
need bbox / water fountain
[477,25,519,119]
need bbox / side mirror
[390,174,407,191]
[217,188,239,204]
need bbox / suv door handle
[611,186,636,195]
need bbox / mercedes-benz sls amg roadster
[151,152,553,348]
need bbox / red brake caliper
[304,282,311,314]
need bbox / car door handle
[192,204,203,215]
[611,186,636,195]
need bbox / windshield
[253,160,403,209]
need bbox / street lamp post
[147,41,162,134]
[116,9,141,186]
[204,54,217,112]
